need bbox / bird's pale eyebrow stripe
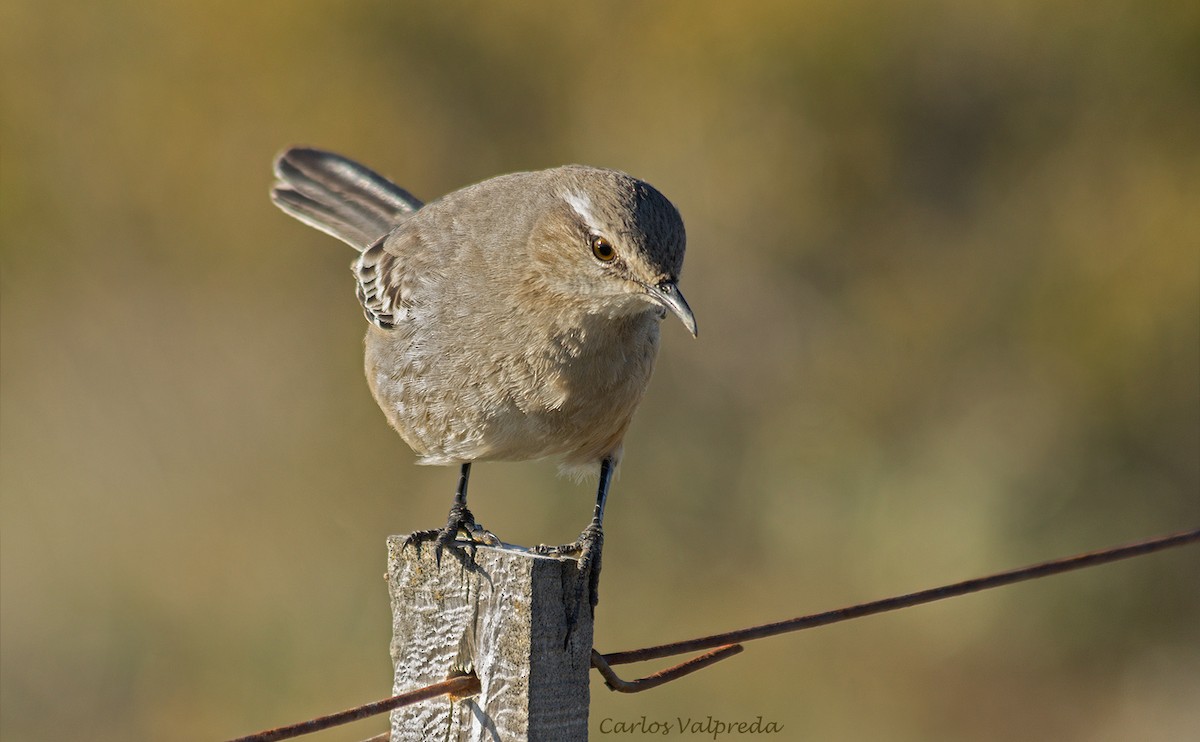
[562,189,601,233]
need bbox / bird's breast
[499,310,661,460]
[365,302,662,466]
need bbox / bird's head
[528,166,696,336]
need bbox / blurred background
[2,1,1198,740]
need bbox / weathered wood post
[386,536,594,741]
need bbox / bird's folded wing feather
[353,231,425,330]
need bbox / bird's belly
[478,380,644,464]
[401,367,644,465]
[366,320,658,467]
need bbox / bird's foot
[534,522,603,645]
[404,503,500,565]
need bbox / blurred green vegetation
[2,1,1197,740]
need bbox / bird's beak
[646,281,698,337]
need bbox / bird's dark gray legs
[535,456,614,637]
[579,455,613,607]
[405,462,499,561]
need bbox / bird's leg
[404,463,499,563]
[535,456,613,633]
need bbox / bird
[270,147,695,619]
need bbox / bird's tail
[271,147,424,250]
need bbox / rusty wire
[227,674,480,742]
[590,644,744,692]
[601,527,1200,665]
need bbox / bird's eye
[591,235,617,262]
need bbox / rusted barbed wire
[601,527,1200,665]
[227,674,480,742]
[225,527,1199,742]
[590,644,744,693]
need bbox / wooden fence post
[386,536,594,741]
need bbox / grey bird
[270,147,695,617]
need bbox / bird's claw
[536,522,604,647]
[404,504,500,565]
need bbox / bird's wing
[352,230,427,330]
